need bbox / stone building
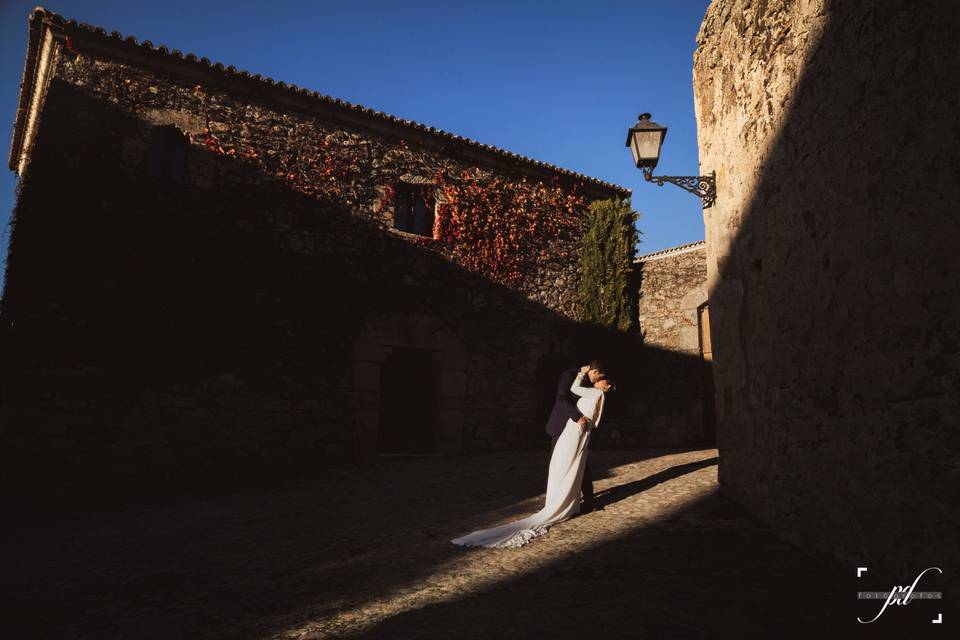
[0,8,634,503]
[589,239,714,450]
[694,0,958,595]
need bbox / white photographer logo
[856,566,943,624]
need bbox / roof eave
[634,240,707,262]
[11,7,631,198]
[8,7,49,173]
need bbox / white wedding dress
[451,370,605,549]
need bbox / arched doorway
[352,312,467,457]
[378,347,439,454]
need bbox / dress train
[451,370,604,549]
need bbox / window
[393,182,435,237]
[147,125,188,182]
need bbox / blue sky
[0,0,711,281]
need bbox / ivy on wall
[577,198,640,331]
[190,84,591,287]
[144,79,604,290]
[435,171,588,286]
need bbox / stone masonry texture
[693,0,960,593]
[637,244,707,355]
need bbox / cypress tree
[577,198,640,332]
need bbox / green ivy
[578,198,641,332]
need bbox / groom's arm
[556,368,584,423]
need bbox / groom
[545,359,607,513]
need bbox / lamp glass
[630,128,664,168]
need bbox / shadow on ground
[2,448,929,639]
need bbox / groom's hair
[589,359,607,374]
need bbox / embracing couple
[451,360,616,549]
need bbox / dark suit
[545,366,594,508]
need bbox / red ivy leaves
[188,87,581,286]
[203,128,226,155]
[434,169,586,286]
[378,185,396,214]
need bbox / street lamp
[625,113,717,208]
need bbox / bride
[451,365,616,549]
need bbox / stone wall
[0,31,633,506]
[47,48,595,317]
[637,242,707,355]
[694,0,959,592]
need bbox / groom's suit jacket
[545,366,594,437]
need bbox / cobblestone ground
[2,448,924,639]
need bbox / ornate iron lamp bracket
[641,167,717,209]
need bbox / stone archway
[351,312,468,457]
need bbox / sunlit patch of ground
[282,450,718,638]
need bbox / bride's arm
[570,370,602,399]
